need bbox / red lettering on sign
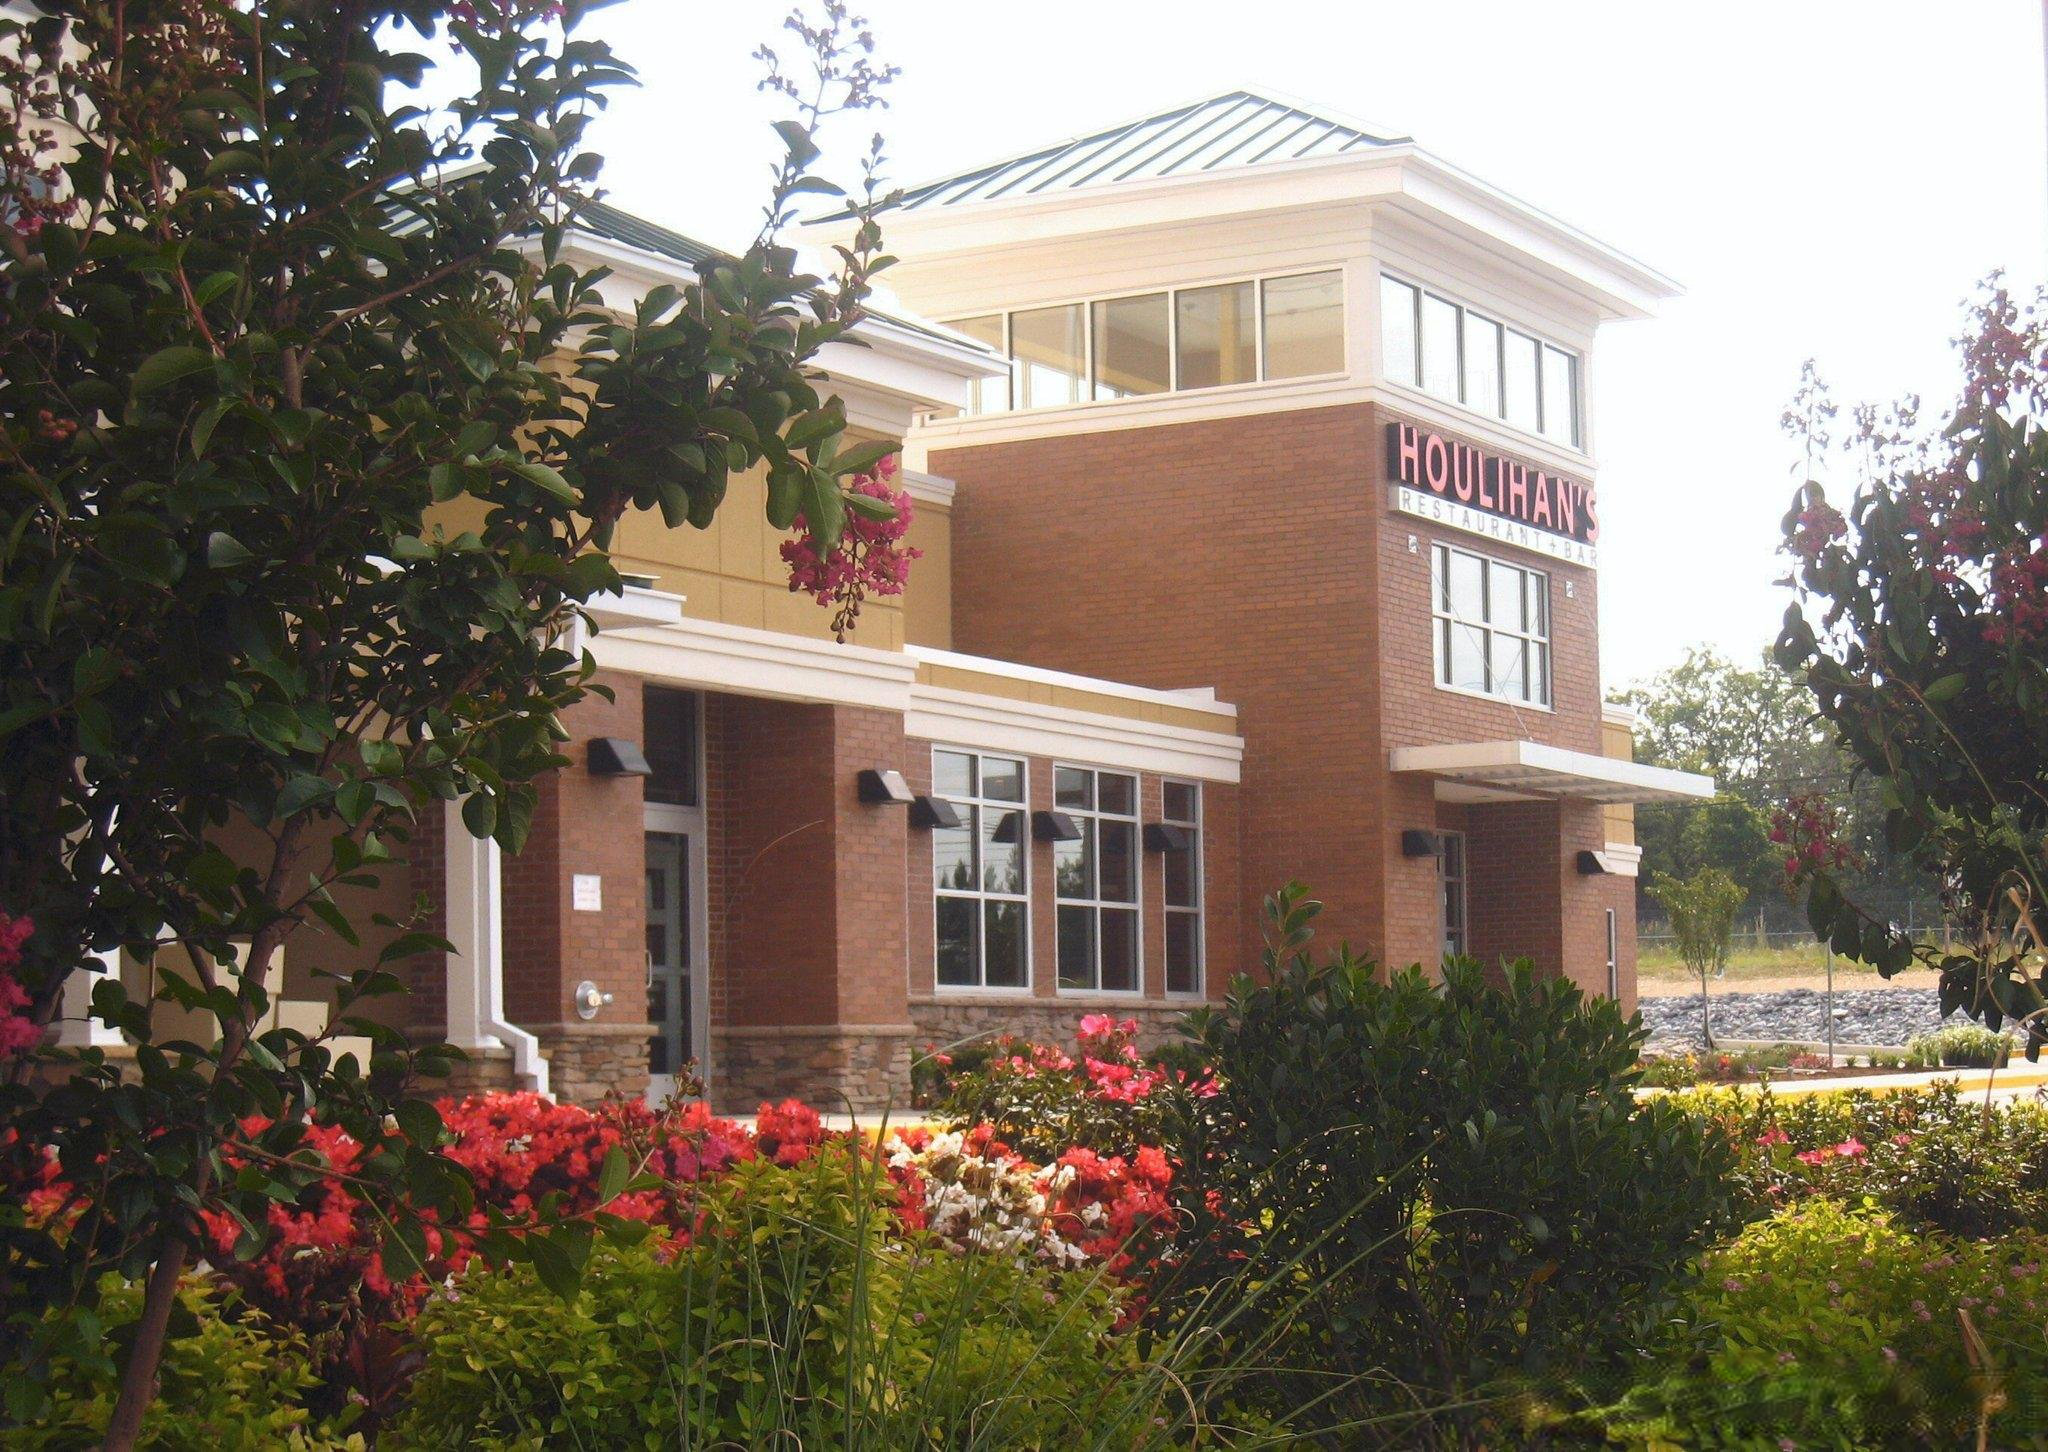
[1505,461,1529,518]
[1382,422,1596,549]
[1425,434,1451,494]
[1531,472,1553,529]
[1395,423,1420,484]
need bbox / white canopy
[1389,739,1713,806]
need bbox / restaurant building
[71,92,1710,1110]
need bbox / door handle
[645,949,655,990]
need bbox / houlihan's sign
[1385,422,1598,567]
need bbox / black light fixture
[1143,822,1192,853]
[910,795,963,830]
[1401,829,1443,858]
[856,768,915,805]
[1032,810,1083,842]
[587,737,652,777]
[1576,849,1612,876]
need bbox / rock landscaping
[1641,984,2013,1050]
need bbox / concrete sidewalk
[1678,1065,2048,1102]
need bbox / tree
[1775,277,2048,1057]
[1647,869,1746,1047]
[0,1,900,1441]
[1625,647,1941,930]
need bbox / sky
[573,0,2048,693]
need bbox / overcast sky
[575,0,2048,693]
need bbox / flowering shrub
[0,909,38,1056]
[780,455,921,641]
[1675,1081,2048,1237]
[914,1014,1212,1161]
[882,1123,1175,1287]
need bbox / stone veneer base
[711,1024,916,1116]
[908,997,1204,1057]
[533,1021,655,1105]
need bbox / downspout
[445,797,550,1098]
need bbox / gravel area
[1640,986,2005,1051]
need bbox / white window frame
[1377,269,1584,453]
[1052,762,1143,995]
[1431,542,1553,710]
[1161,779,1205,997]
[947,267,1345,417]
[931,747,1032,993]
[1440,830,1469,961]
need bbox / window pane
[1011,304,1085,409]
[1263,271,1343,379]
[981,756,1024,802]
[1490,633,1527,700]
[1164,841,1196,908]
[1163,781,1196,823]
[1100,909,1138,992]
[1092,293,1169,400]
[1098,773,1136,816]
[1541,345,1578,445]
[1098,819,1136,903]
[1486,560,1525,630]
[1057,904,1095,989]
[1504,331,1539,431]
[1166,913,1199,994]
[984,900,1026,987]
[1379,276,1418,387]
[1462,313,1502,416]
[934,750,975,799]
[933,817,975,893]
[1530,642,1551,705]
[1447,622,1487,694]
[1054,825,1090,900]
[982,809,1024,893]
[642,687,700,806]
[1420,294,1460,400]
[937,896,977,986]
[1525,574,1549,637]
[1175,282,1256,389]
[1446,550,1484,620]
[1054,766,1091,811]
[950,315,1008,415]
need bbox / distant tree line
[1622,647,1943,936]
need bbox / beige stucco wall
[1601,716,1636,846]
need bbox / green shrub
[1675,1081,2048,1237]
[1590,1199,2048,1447]
[387,1143,1155,1449]
[9,1274,349,1449]
[1638,1053,1700,1089]
[1906,1023,2012,1068]
[1164,883,1738,1444]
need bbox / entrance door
[644,832,693,1101]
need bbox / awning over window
[1389,739,1713,805]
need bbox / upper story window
[1432,542,1551,708]
[1380,274,1582,450]
[949,269,1343,416]
[933,749,1030,990]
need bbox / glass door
[645,831,692,1101]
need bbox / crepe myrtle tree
[1647,868,1746,1049]
[0,0,903,1440]
[1775,276,2048,1058]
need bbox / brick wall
[934,401,1622,993]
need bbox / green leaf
[133,345,216,395]
[205,531,255,568]
[460,792,496,841]
[393,1097,444,1148]
[501,457,577,504]
[1923,672,1966,704]
[595,1145,628,1206]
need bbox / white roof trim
[908,686,1242,783]
[901,469,956,508]
[909,644,1236,720]
[587,615,916,712]
[1391,739,1712,805]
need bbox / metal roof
[868,89,1409,215]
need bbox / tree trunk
[1700,963,1713,1051]
[99,1234,190,1451]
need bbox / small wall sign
[1385,421,1598,568]
[571,874,603,912]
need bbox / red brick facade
[932,401,1636,998]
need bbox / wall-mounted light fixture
[1577,849,1619,875]
[1143,822,1192,853]
[910,795,963,830]
[856,768,915,805]
[1401,829,1443,858]
[587,738,652,777]
[1032,810,1083,842]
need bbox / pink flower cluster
[1770,793,1856,885]
[0,910,38,1056]
[1794,1138,1867,1168]
[780,456,921,641]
